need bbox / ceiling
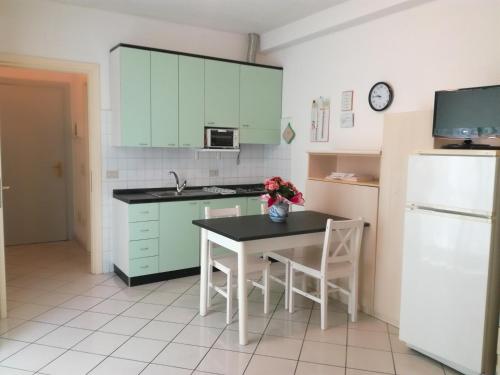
[50,0,348,34]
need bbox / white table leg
[237,248,248,345]
[200,229,208,316]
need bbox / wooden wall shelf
[307,151,381,183]
[308,177,380,188]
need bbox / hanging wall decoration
[310,97,330,142]
[281,118,295,144]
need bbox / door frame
[0,53,103,279]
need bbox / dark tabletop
[192,210,369,242]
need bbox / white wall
[0,0,248,110]
[259,0,500,193]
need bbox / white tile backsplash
[100,110,291,272]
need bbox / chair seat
[212,254,270,274]
[290,250,354,280]
[265,248,296,263]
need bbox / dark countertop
[113,184,266,204]
[192,211,369,242]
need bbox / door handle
[52,162,63,178]
[1,186,10,191]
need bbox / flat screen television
[433,85,500,139]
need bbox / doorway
[0,55,102,318]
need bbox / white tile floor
[0,241,462,375]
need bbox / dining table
[192,210,365,345]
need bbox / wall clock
[368,82,393,111]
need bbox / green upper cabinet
[179,56,204,148]
[118,47,151,147]
[159,200,200,272]
[151,52,179,148]
[111,45,283,148]
[204,60,239,128]
[240,65,283,145]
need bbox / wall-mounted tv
[433,85,500,139]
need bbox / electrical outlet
[209,169,219,177]
[106,170,119,179]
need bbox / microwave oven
[205,128,239,149]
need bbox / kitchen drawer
[130,256,158,277]
[129,203,159,222]
[129,238,159,259]
[129,221,159,240]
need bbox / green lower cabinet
[129,238,159,259]
[129,221,159,241]
[130,256,158,277]
[159,201,200,272]
[247,196,263,215]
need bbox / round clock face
[369,82,393,111]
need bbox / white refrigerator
[400,151,500,375]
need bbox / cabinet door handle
[182,144,191,147]
[139,143,149,146]
[140,247,149,251]
[241,124,250,128]
[168,143,176,146]
[206,121,215,125]
[189,202,197,205]
[140,265,149,269]
[140,211,149,214]
[140,229,149,233]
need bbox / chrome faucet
[169,171,187,194]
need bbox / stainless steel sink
[147,189,208,198]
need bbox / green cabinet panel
[120,48,151,147]
[151,52,179,147]
[240,128,281,145]
[247,197,263,215]
[159,201,200,272]
[204,60,239,128]
[128,203,159,222]
[130,256,158,277]
[129,239,159,259]
[129,221,159,241]
[240,65,282,144]
[179,56,204,148]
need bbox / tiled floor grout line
[241,287,286,375]
[195,284,263,375]
[0,272,178,373]
[1,275,152,373]
[291,296,314,375]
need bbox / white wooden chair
[205,205,271,324]
[288,218,364,329]
[261,203,295,309]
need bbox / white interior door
[0,83,68,245]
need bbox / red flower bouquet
[262,177,305,208]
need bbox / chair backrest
[205,205,241,219]
[320,218,364,274]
